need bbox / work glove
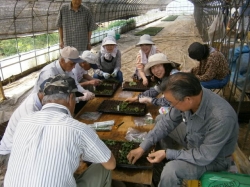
[94,69,103,76]
[111,69,118,78]
[139,96,152,104]
[80,91,95,101]
[103,72,111,79]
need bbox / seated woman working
[93,36,123,83]
[126,53,180,106]
[133,34,161,86]
[188,42,230,89]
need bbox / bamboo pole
[0,77,6,102]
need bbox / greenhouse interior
[0,0,250,186]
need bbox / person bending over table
[33,46,95,114]
[127,72,238,187]
[0,77,52,168]
[73,50,102,87]
[4,74,116,187]
[126,53,180,107]
[188,42,230,89]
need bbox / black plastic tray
[103,140,153,169]
[122,81,156,92]
[85,80,120,97]
[97,100,147,116]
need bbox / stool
[210,81,229,96]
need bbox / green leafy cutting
[129,81,137,86]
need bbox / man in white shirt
[0,78,52,158]
[33,46,95,101]
[5,74,116,187]
[33,46,95,114]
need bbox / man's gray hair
[42,93,71,105]
[159,72,202,101]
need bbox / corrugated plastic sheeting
[0,0,171,40]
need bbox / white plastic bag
[208,13,225,43]
[134,113,154,126]
[125,127,147,143]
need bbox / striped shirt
[56,3,97,51]
[33,60,85,93]
[4,103,111,187]
[0,93,42,155]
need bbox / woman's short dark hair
[188,42,210,61]
[152,63,176,82]
[159,72,202,101]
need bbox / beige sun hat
[144,53,177,75]
[136,34,155,46]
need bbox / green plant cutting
[129,81,137,86]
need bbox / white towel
[139,45,157,65]
[101,46,118,60]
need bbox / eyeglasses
[169,100,180,107]
[168,100,181,122]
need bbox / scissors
[115,122,124,129]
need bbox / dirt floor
[0,14,250,186]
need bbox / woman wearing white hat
[126,53,180,106]
[73,50,102,87]
[133,34,161,86]
[93,36,123,83]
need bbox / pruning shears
[115,121,124,129]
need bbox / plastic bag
[79,112,102,120]
[118,91,134,98]
[125,127,147,143]
[134,113,154,126]
[158,107,170,114]
[208,13,225,43]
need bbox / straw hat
[144,53,177,75]
[136,34,155,46]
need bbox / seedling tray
[103,140,153,169]
[87,80,120,97]
[122,81,156,92]
[97,100,147,116]
[161,15,178,21]
[134,27,164,36]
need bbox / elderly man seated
[127,72,238,187]
[33,46,95,114]
[4,74,116,187]
[0,77,52,171]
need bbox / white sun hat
[136,34,155,46]
[80,50,98,64]
[102,36,117,46]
